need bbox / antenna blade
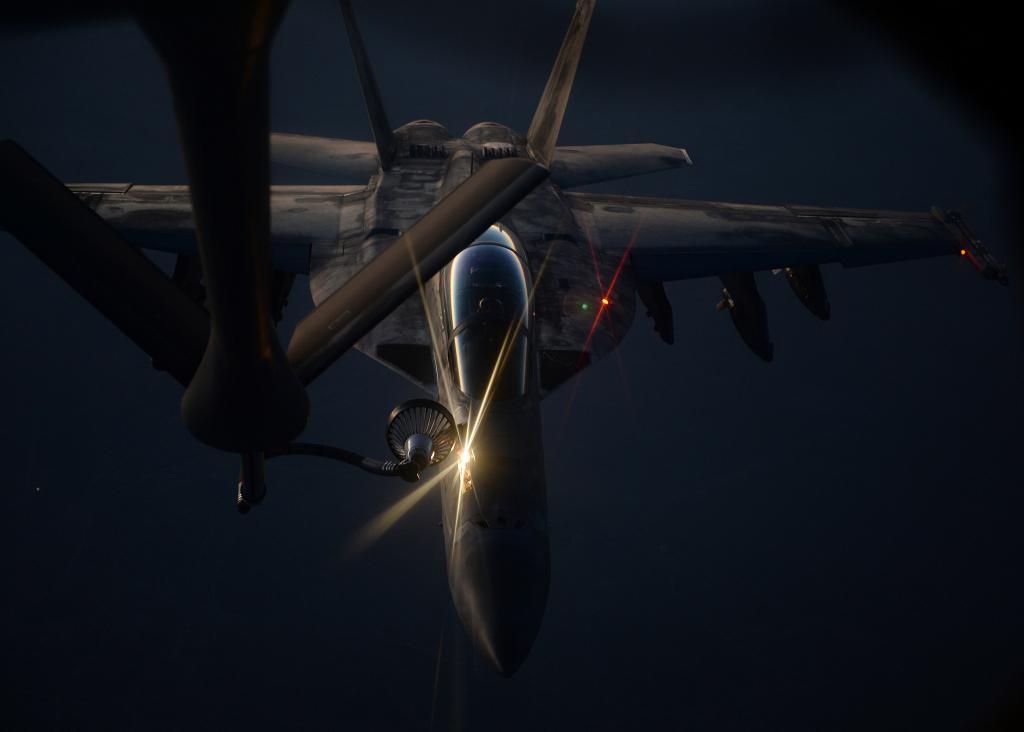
[340,0,396,170]
[526,0,596,165]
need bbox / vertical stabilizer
[526,0,596,165]
[340,1,396,170]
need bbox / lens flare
[449,448,471,564]
[448,238,558,563]
[576,223,639,366]
[367,231,556,565]
[579,215,605,291]
[344,461,458,559]
[565,219,644,425]
[404,236,447,370]
[462,238,557,452]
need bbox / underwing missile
[717,272,773,362]
[783,264,830,320]
[635,279,674,344]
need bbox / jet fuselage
[322,118,634,675]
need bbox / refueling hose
[264,442,420,482]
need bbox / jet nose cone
[475,595,542,678]
[451,528,550,677]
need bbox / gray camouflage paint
[62,114,978,675]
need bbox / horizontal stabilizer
[271,133,378,181]
[552,144,691,188]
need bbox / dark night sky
[1,1,1021,729]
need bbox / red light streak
[580,217,605,290]
[563,219,644,430]
[577,298,608,367]
[576,223,640,366]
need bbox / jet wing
[66,184,367,274]
[565,193,1002,282]
[270,133,380,181]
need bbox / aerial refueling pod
[716,272,773,362]
[783,264,831,320]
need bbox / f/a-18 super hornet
[0,0,1006,677]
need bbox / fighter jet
[0,0,1006,677]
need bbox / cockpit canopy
[448,226,531,401]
